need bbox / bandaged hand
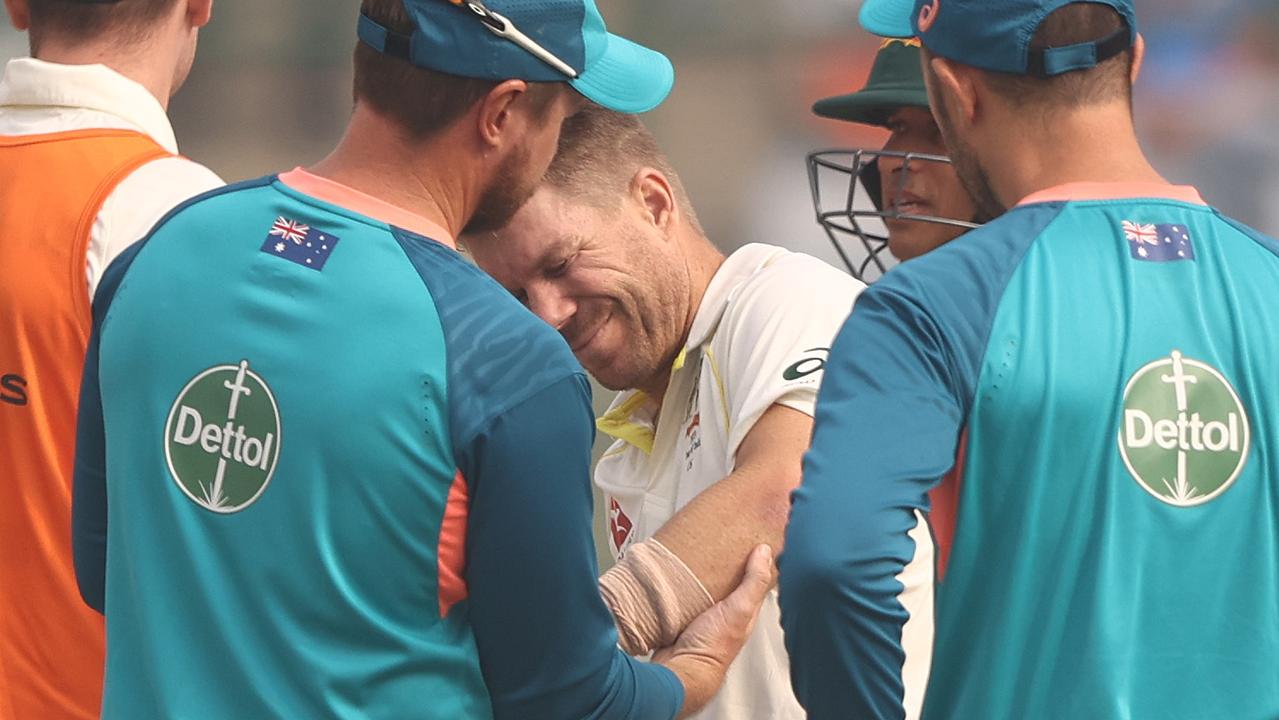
[599,538,714,656]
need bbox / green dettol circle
[164,360,280,513]
[1117,350,1249,507]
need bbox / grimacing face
[465,88,584,235]
[463,185,692,393]
[878,106,978,261]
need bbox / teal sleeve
[462,373,683,720]
[71,317,107,614]
[72,237,150,614]
[393,227,683,719]
[780,283,963,719]
[779,205,1058,718]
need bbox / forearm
[600,404,809,656]
[596,466,791,656]
[662,656,722,719]
[655,545,778,719]
[652,462,795,600]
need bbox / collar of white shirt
[0,57,178,153]
[683,243,789,353]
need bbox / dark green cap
[813,39,928,127]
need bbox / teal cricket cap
[859,0,1136,77]
[358,0,674,114]
[812,39,929,127]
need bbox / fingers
[744,544,777,596]
[721,544,775,631]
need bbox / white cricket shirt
[596,243,936,719]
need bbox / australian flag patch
[260,217,339,271]
[1122,220,1194,263]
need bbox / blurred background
[4,0,1275,560]
[3,0,1275,266]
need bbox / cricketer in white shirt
[463,107,936,720]
[595,243,934,719]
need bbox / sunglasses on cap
[368,0,580,79]
[446,0,578,78]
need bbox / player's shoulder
[870,202,1067,312]
[394,227,572,357]
[103,175,276,275]
[1212,209,1279,260]
[123,154,223,192]
[720,244,863,322]
[738,243,864,296]
[394,227,583,440]
[144,174,279,229]
[829,203,1071,380]
[703,245,863,375]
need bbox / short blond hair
[545,104,702,232]
[354,0,560,140]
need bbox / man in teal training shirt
[72,1,773,718]
[780,0,1279,718]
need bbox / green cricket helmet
[808,39,978,282]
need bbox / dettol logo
[1118,350,1249,506]
[165,360,280,513]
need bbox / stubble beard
[464,143,539,235]
[931,84,1007,220]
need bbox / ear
[475,79,531,150]
[4,0,30,31]
[186,0,214,28]
[926,56,978,131]
[1129,32,1145,87]
[630,167,677,235]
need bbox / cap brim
[813,87,930,125]
[570,33,674,114]
[859,0,918,38]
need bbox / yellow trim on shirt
[671,348,688,372]
[595,349,695,455]
[702,347,732,431]
[595,391,655,455]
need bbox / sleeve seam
[958,204,1068,419]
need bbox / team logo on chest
[1118,350,1249,506]
[684,413,702,472]
[683,370,702,472]
[165,360,281,513]
[609,497,634,553]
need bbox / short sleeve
[714,254,865,458]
